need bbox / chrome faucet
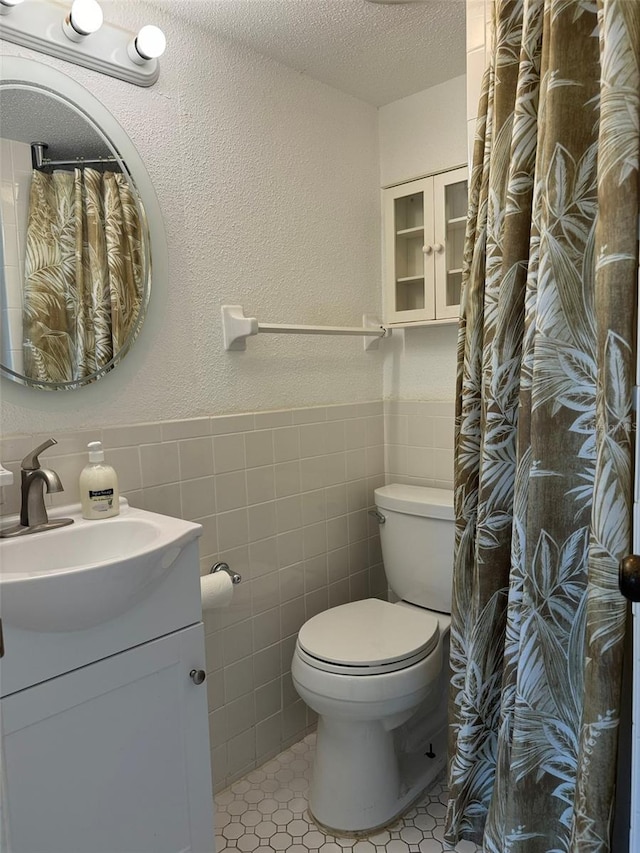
[0,438,74,538]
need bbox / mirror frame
[0,56,167,391]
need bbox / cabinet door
[1,624,214,853]
[384,176,435,324]
[433,166,468,320]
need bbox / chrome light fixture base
[0,0,161,88]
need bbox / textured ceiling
[0,88,113,160]
[152,0,466,106]
[1,2,466,164]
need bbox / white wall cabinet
[1,623,214,853]
[383,166,468,325]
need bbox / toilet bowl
[291,485,455,835]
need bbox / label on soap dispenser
[88,488,115,513]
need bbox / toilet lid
[298,598,439,669]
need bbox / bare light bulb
[128,25,166,64]
[0,0,25,15]
[63,0,103,42]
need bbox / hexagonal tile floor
[215,733,479,853]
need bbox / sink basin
[0,500,202,633]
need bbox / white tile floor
[215,733,480,853]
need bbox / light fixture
[0,0,165,86]
[0,0,25,16]
[127,25,166,65]
[62,0,103,42]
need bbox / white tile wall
[466,47,486,122]
[0,398,456,793]
[0,401,387,791]
[384,400,455,490]
[466,0,492,169]
[466,0,486,53]
[0,138,31,376]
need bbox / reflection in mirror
[0,81,150,390]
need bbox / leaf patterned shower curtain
[445,1,639,851]
[23,168,143,385]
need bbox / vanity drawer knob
[190,669,206,685]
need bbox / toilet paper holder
[211,561,242,585]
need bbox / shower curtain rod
[31,142,119,170]
[222,305,388,352]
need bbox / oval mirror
[0,57,161,391]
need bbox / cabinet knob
[422,245,433,255]
[433,242,444,253]
[190,669,206,685]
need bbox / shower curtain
[445,1,639,851]
[23,167,143,384]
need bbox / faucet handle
[21,438,58,471]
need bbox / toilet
[291,484,454,835]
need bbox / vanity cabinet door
[1,623,214,853]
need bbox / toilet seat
[297,598,439,676]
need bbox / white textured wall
[378,76,466,402]
[0,0,382,434]
[378,75,467,188]
[383,323,458,401]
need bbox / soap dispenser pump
[79,441,119,519]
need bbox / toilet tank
[374,484,455,613]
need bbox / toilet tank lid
[375,484,454,520]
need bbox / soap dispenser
[79,441,120,519]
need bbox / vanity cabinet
[383,166,468,325]
[0,504,215,853]
[1,623,214,853]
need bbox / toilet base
[308,716,447,835]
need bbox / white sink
[0,500,202,632]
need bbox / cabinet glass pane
[396,279,425,312]
[445,180,467,221]
[446,224,465,273]
[446,271,463,310]
[440,178,467,313]
[395,234,424,280]
[394,193,424,231]
[444,179,467,306]
[394,193,425,315]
